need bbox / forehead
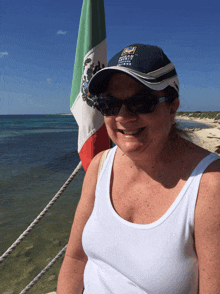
[105,72,165,98]
[106,73,143,93]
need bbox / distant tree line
[176,111,220,120]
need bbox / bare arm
[57,151,104,294]
[195,159,220,294]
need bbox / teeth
[123,130,139,135]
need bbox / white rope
[0,161,82,264]
[20,244,67,294]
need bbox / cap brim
[88,68,124,95]
[88,66,179,95]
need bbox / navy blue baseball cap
[88,44,179,96]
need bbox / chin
[117,141,147,155]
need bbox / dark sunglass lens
[140,99,157,113]
[138,104,156,113]
[125,95,156,114]
[105,102,121,116]
[98,98,122,116]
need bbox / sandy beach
[176,116,220,154]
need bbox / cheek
[104,117,112,128]
[104,117,116,136]
[142,110,173,135]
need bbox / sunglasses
[89,92,173,116]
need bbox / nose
[115,104,137,122]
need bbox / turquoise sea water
[0,115,210,294]
[0,115,85,294]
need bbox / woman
[57,44,220,293]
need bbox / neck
[119,133,184,179]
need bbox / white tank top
[82,146,219,294]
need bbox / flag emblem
[121,46,137,56]
[81,58,105,101]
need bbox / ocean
[0,115,210,294]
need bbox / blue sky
[1,0,219,114]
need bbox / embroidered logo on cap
[121,46,137,56]
[117,46,137,66]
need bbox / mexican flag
[70,0,110,171]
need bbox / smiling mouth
[119,127,145,135]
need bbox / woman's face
[104,73,178,156]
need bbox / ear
[170,98,180,123]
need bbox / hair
[163,86,178,102]
[163,86,191,140]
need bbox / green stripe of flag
[70,0,106,108]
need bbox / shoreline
[176,116,220,154]
[176,115,220,127]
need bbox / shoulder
[195,155,220,241]
[82,150,108,188]
[197,156,220,202]
[87,149,111,173]
[83,148,113,187]
[194,156,220,292]
[87,150,106,172]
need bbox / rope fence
[20,245,67,294]
[0,161,82,264]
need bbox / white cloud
[47,78,53,84]
[57,30,67,35]
[0,52,9,58]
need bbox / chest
[110,176,187,224]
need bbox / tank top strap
[190,152,220,178]
[98,146,117,176]
[96,146,117,194]
[186,152,220,228]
